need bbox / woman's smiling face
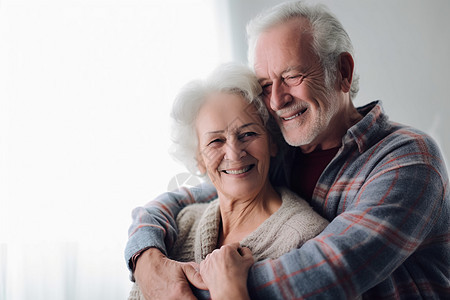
[195,92,276,200]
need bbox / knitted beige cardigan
[129,187,329,300]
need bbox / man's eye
[284,75,304,86]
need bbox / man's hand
[134,248,206,300]
[200,243,254,300]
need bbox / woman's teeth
[224,165,252,174]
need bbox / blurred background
[1,0,449,299]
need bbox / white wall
[225,0,450,173]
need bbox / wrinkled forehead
[253,18,313,75]
[196,93,263,131]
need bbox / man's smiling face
[254,18,341,151]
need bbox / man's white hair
[247,0,359,100]
[170,63,267,175]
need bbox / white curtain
[0,0,231,299]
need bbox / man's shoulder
[357,101,440,155]
[354,101,443,167]
[374,121,443,162]
[344,118,449,194]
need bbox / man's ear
[338,52,354,93]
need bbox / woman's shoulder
[277,187,322,214]
[177,199,218,224]
[276,186,329,237]
[171,198,219,262]
[242,188,329,261]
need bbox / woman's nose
[224,140,246,161]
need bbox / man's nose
[270,82,292,111]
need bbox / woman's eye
[239,132,257,140]
[207,139,223,146]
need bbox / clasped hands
[134,242,254,300]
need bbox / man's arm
[125,182,217,272]
[133,248,206,300]
[246,156,449,298]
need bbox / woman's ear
[338,52,354,93]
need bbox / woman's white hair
[170,63,267,175]
[247,0,360,100]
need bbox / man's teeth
[224,165,251,175]
[283,112,301,121]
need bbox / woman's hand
[200,243,254,300]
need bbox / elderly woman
[129,63,329,300]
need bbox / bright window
[0,0,229,298]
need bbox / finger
[183,262,208,290]
[239,246,253,258]
[238,247,254,268]
[227,242,241,250]
[189,261,200,271]
[219,243,242,257]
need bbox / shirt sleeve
[124,182,217,272]
[246,159,448,298]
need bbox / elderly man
[125,1,450,299]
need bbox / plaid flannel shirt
[125,101,450,299]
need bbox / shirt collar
[344,100,390,153]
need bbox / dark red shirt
[290,147,340,200]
